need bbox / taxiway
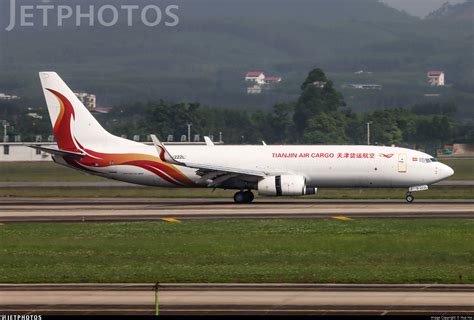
[1,283,473,315]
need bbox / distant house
[75,92,97,110]
[91,107,113,114]
[245,72,282,94]
[245,72,266,85]
[312,81,327,88]
[0,93,19,100]
[247,85,262,94]
[264,77,282,84]
[348,84,382,90]
[427,71,445,86]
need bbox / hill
[0,0,473,118]
[427,0,474,21]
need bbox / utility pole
[187,123,192,142]
[366,121,372,145]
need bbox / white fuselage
[62,144,454,189]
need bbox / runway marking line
[160,218,182,224]
[332,216,353,221]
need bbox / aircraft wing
[150,135,266,187]
[28,145,85,159]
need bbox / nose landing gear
[234,190,255,204]
[405,185,428,203]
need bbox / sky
[381,0,466,17]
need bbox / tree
[302,112,348,144]
[368,110,403,146]
[268,103,293,143]
[293,68,345,139]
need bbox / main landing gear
[234,190,254,204]
[405,192,414,203]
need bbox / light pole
[1,120,9,143]
[187,123,192,142]
[366,121,372,145]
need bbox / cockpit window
[419,158,437,164]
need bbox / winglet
[150,134,181,165]
[262,141,267,146]
[204,136,215,146]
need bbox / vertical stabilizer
[39,72,110,151]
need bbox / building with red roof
[427,71,445,86]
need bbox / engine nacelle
[258,175,316,196]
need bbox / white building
[349,84,382,90]
[74,92,97,110]
[245,72,266,85]
[0,93,19,100]
[247,85,262,94]
[0,143,53,162]
[312,81,327,88]
[427,71,445,86]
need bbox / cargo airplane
[32,72,454,203]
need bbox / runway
[0,198,473,223]
[1,283,473,315]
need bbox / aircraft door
[398,153,407,173]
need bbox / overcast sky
[381,0,466,17]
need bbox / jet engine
[257,175,316,196]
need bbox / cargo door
[398,153,407,173]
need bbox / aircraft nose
[442,163,454,179]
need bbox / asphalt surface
[0,180,473,187]
[1,284,473,315]
[0,198,473,223]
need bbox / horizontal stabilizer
[28,145,85,159]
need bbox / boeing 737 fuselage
[33,72,454,203]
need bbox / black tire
[406,194,414,203]
[234,192,245,204]
[243,191,255,203]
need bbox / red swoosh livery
[47,88,194,187]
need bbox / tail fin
[39,72,110,152]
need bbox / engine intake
[258,175,316,196]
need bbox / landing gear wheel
[406,194,414,203]
[243,191,254,203]
[234,191,254,204]
[234,191,245,204]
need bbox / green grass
[0,162,103,182]
[0,186,471,199]
[441,159,474,180]
[0,219,472,283]
[0,159,472,182]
